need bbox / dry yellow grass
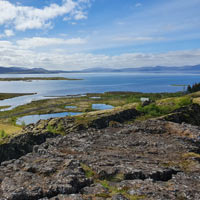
[192,97,200,104]
[0,123,22,135]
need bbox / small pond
[90,96,101,99]
[92,104,114,110]
[16,112,82,125]
[65,106,77,109]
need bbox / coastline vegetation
[0,106,11,110]
[171,84,187,87]
[0,77,82,81]
[187,82,200,93]
[0,93,35,100]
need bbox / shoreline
[0,77,83,82]
[0,93,36,101]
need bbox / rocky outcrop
[1,103,200,199]
[86,108,140,129]
[161,103,200,126]
[0,106,140,164]
[0,132,57,164]
[0,119,200,199]
[22,105,141,134]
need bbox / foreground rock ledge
[0,119,200,200]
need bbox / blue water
[92,104,114,110]
[0,72,199,110]
[16,112,82,125]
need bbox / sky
[0,0,200,70]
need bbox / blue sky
[0,0,200,70]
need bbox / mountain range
[0,67,68,74]
[81,64,200,73]
[0,65,200,74]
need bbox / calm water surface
[92,104,114,110]
[16,112,82,125]
[0,72,200,110]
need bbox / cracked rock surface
[1,119,200,199]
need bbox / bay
[0,72,199,110]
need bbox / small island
[0,77,82,82]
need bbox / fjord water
[0,72,200,110]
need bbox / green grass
[125,92,183,104]
[80,163,145,199]
[97,180,145,200]
[0,106,11,110]
[81,163,97,178]
[47,123,65,135]
[0,130,8,138]
[136,96,192,118]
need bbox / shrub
[136,96,192,118]
[187,83,200,93]
[0,130,8,138]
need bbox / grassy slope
[0,91,196,138]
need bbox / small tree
[187,83,200,93]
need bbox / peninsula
[0,77,82,82]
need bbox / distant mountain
[1,65,200,74]
[0,67,69,74]
[82,67,118,72]
[82,65,200,73]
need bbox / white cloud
[0,0,90,31]
[16,37,87,49]
[4,29,14,37]
[0,40,199,70]
[135,3,142,7]
[0,29,15,38]
[73,11,88,20]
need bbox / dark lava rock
[0,119,200,199]
[0,132,57,164]
[0,106,140,165]
[162,103,200,126]
[111,194,128,200]
[49,194,84,200]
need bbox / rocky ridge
[0,105,140,164]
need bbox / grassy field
[0,91,184,118]
[0,77,82,81]
[0,90,196,137]
[0,123,21,135]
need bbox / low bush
[0,130,8,138]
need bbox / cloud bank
[0,39,199,70]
